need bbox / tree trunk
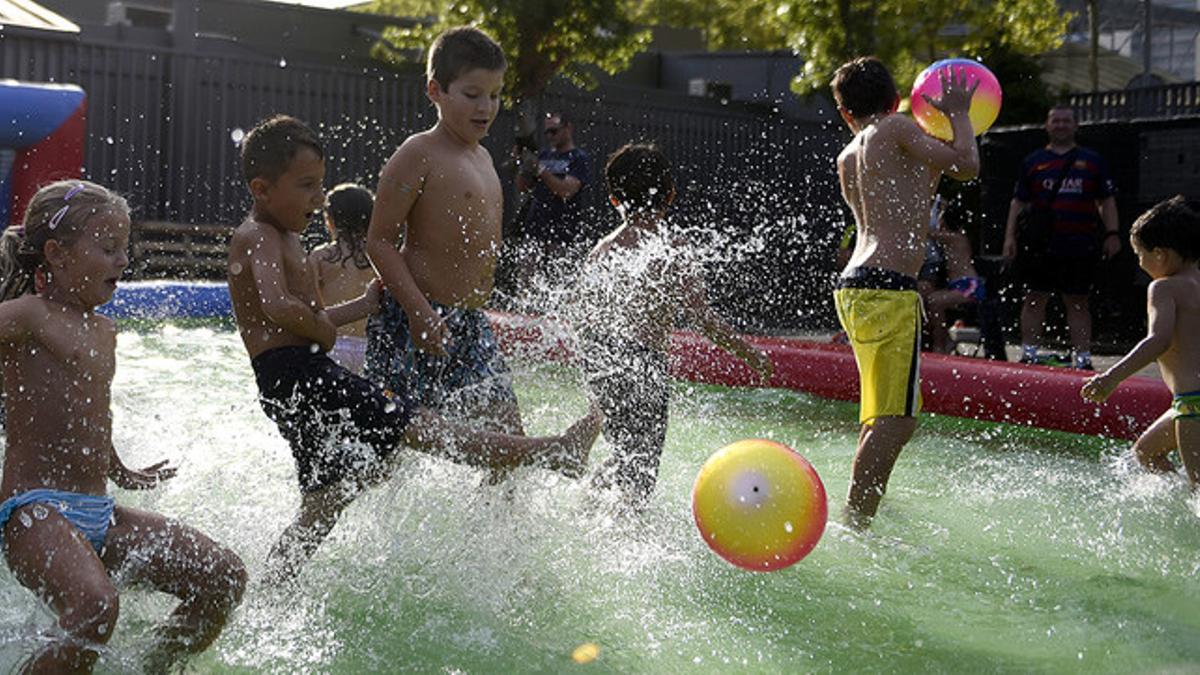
[1087,0,1099,93]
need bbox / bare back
[1155,268,1200,394]
[310,243,375,337]
[392,130,503,309]
[228,217,321,358]
[576,225,685,352]
[838,115,942,277]
[0,298,116,496]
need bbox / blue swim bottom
[0,489,115,553]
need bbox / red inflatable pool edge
[486,311,1170,442]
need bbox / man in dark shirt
[1002,105,1121,370]
[514,111,591,292]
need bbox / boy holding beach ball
[829,57,979,527]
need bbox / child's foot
[545,406,603,479]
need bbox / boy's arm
[680,266,773,381]
[324,278,382,327]
[1082,280,1175,402]
[366,144,449,355]
[250,228,336,351]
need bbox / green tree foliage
[637,0,1069,101]
[365,0,650,102]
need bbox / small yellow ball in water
[571,642,600,664]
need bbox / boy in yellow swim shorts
[1082,196,1200,491]
[830,57,979,526]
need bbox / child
[228,115,599,582]
[1081,195,1200,489]
[309,183,377,373]
[0,181,246,672]
[364,27,525,447]
[572,143,773,510]
[830,57,978,527]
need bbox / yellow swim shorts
[834,267,922,424]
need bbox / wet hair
[0,180,129,300]
[1131,195,1200,261]
[427,26,506,90]
[606,143,674,214]
[831,57,898,119]
[322,183,374,270]
[241,114,323,183]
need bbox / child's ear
[609,196,621,208]
[249,176,270,203]
[43,239,67,270]
[837,106,856,129]
[426,78,443,103]
[666,187,677,206]
[889,95,901,114]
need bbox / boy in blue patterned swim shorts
[1082,195,1200,490]
[364,28,524,463]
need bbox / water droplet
[784,521,794,533]
[231,128,245,144]
[18,512,32,528]
[279,58,288,68]
[31,504,48,520]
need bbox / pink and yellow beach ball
[692,439,827,572]
[910,58,1003,141]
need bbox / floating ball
[692,439,827,572]
[910,58,1002,141]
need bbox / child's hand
[364,278,383,314]
[923,64,979,118]
[1081,372,1117,403]
[409,308,451,356]
[113,459,177,490]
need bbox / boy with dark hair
[572,142,772,510]
[830,56,979,527]
[1082,195,1200,490]
[365,27,528,468]
[228,114,599,582]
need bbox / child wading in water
[573,143,772,510]
[309,183,377,373]
[228,115,599,583]
[1082,195,1200,490]
[0,181,247,673]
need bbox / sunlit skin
[1081,236,1200,487]
[367,67,506,357]
[228,147,372,359]
[835,65,979,527]
[0,206,246,673]
[309,210,377,339]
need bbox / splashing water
[0,324,1197,672]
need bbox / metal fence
[1068,82,1200,122]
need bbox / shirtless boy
[228,115,598,581]
[1082,195,1200,490]
[831,57,979,526]
[365,27,523,445]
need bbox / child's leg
[3,507,120,672]
[404,406,600,479]
[1175,417,1200,488]
[587,370,670,509]
[101,506,247,671]
[1133,409,1178,474]
[845,415,918,528]
[264,484,357,585]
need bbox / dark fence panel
[1068,82,1200,123]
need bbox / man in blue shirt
[514,111,591,292]
[1002,105,1121,370]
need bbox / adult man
[1003,105,1121,370]
[514,111,591,289]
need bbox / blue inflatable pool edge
[103,280,232,319]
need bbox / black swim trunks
[579,332,670,507]
[252,346,416,493]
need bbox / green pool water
[1,325,1198,673]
